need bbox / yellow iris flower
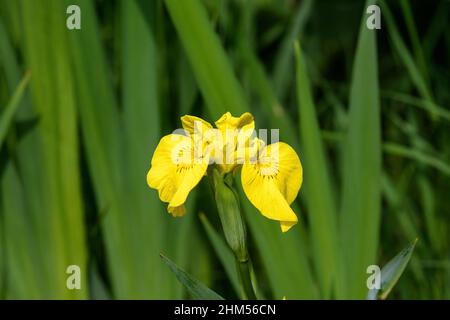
[146,112,303,232]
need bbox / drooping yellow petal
[241,142,302,232]
[147,133,209,216]
[169,159,209,207]
[273,143,303,204]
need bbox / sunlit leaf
[367,239,417,300]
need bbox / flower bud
[212,168,248,262]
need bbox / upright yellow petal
[147,133,209,216]
[215,112,254,133]
[214,112,255,173]
[241,142,302,232]
[181,115,212,135]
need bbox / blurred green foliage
[0,0,449,299]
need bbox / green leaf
[339,0,381,299]
[10,0,87,298]
[0,17,42,299]
[381,0,436,119]
[0,71,30,148]
[367,239,417,300]
[294,41,340,298]
[165,0,247,119]
[272,0,312,101]
[383,142,450,177]
[160,254,225,300]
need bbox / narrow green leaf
[383,142,450,177]
[16,0,87,298]
[324,130,450,178]
[294,41,340,298]
[1,162,41,299]
[399,0,429,86]
[381,1,436,118]
[0,16,43,298]
[160,254,225,300]
[89,264,111,300]
[121,0,173,299]
[383,91,450,122]
[273,0,312,100]
[199,213,241,298]
[340,0,381,298]
[0,71,30,148]
[165,0,247,119]
[367,239,417,300]
[235,1,298,149]
[240,48,298,149]
[66,0,130,297]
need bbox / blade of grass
[164,0,247,119]
[0,71,30,148]
[0,16,46,298]
[382,91,450,122]
[399,0,430,84]
[294,41,341,298]
[0,71,30,299]
[126,0,196,299]
[383,142,450,177]
[18,0,87,298]
[233,0,299,149]
[323,130,450,178]
[122,0,169,299]
[340,0,381,299]
[238,42,298,149]
[160,253,225,300]
[423,2,448,59]
[418,177,442,252]
[1,162,41,298]
[272,0,312,101]
[380,0,436,119]
[66,0,132,297]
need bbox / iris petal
[214,112,256,173]
[147,133,208,216]
[181,115,213,135]
[241,142,302,232]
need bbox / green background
[0,0,449,299]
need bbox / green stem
[210,168,258,299]
[236,257,257,300]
